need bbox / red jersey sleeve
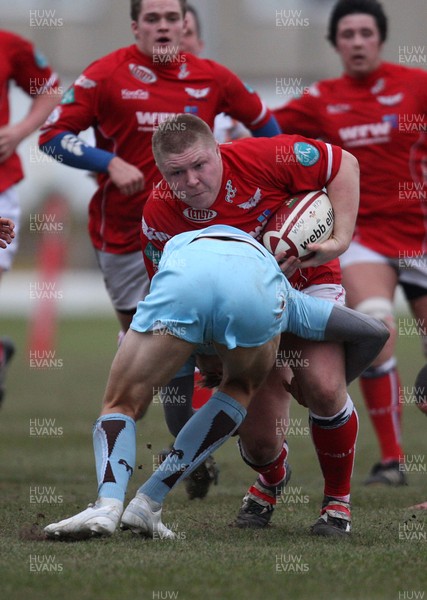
[141,188,175,278]
[39,60,106,144]
[244,134,342,192]
[7,33,59,95]
[274,85,325,137]
[208,60,271,130]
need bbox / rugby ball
[262,190,334,259]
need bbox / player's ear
[131,21,138,39]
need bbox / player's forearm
[14,92,61,141]
[40,131,115,171]
[325,150,359,252]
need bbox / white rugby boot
[44,497,123,540]
[120,492,175,539]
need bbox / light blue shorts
[131,237,285,349]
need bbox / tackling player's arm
[284,286,389,384]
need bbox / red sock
[360,363,403,463]
[310,399,358,500]
[242,442,288,488]
[192,370,213,410]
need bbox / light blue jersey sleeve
[281,286,334,340]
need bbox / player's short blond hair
[152,114,216,166]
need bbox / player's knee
[355,297,394,328]
[238,436,282,466]
[355,297,396,364]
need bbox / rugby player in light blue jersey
[44,225,388,540]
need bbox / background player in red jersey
[180,4,250,144]
[142,113,362,536]
[38,0,280,499]
[273,0,427,487]
[0,30,60,407]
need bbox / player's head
[328,0,387,46]
[131,0,187,21]
[328,0,387,77]
[180,4,204,55]
[152,114,222,209]
[130,0,188,58]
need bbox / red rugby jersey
[40,45,274,254]
[142,134,342,290]
[0,30,59,193]
[274,62,427,257]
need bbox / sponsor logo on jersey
[326,103,352,114]
[184,106,199,115]
[75,75,97,89]
[34,49,49,69]
[338,120,392,146]
[129,64,157,84]
[121,89,149,100]
[60,134,86,156]
[178,63,190,79]
[142,218,171,242]
[136,111,179,131]
[61,86,75,104]
[182,207,217,222]
[293,142,319,166]
[376,93,404,106]
[370,78,385,94]
[238,187,262,209]
[44,106,62,126]
[185,87,210,99]
[250,209,272,238]
[307,83,320,97]
[225,179,237,203]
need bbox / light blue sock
[93,413,136,502]
[138,391,247,504]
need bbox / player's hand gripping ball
[262,190,334,260]
[414,365,427,415]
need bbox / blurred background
[2,0,426,315]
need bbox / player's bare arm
[0,92,60,163]
[302,150,359,268]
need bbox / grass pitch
[0,316,426,600]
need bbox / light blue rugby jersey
[160,225,334,341]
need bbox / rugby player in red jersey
[141,113,362,536]
[0,30,60,406]
[38,0,280,498]
[274,0,427,486]
[39,0,279,333]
